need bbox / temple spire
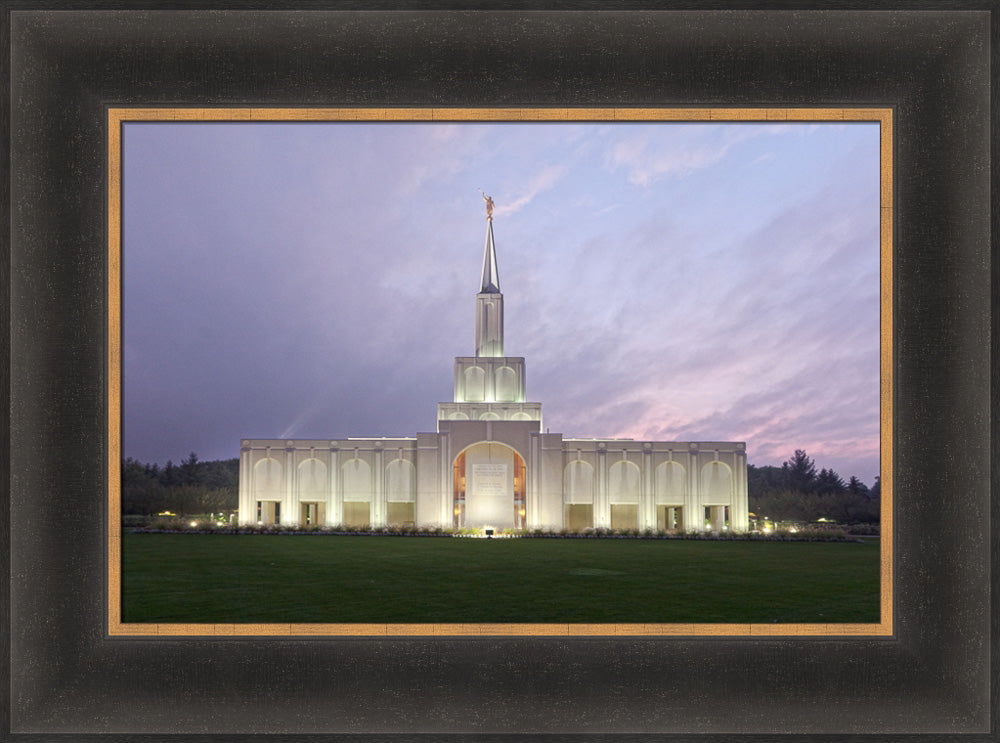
[475,193,503,356]
[478,190,500,294]
[480,218,501,294]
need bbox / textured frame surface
[7,6,993,738]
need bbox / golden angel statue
[478,189,494,220]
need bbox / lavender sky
[122,121,881,485]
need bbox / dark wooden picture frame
[5,5,994,738]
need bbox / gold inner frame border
[107,107,893,638]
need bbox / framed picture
[6,5,992,738]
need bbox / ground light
[454,527,519,539]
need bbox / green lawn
[121,534,880,624]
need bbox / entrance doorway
[453,443,526,530]
[705,505,730,531]
[656,505,683,531]
[564,503,593,531]
[256,501,280,525]
[299,501,325,526]
[610,504,638,531]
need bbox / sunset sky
[122,120,881,485]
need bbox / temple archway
[253,457,283,524]
[563,460,594,530]
[453,442,526,530]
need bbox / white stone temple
[238,200,749,532]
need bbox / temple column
[733,449,749,531]
[528,433,540,529]
[440,433,451,527]
[238,444,251,525]
[710,505,725,532]
[684,446,700,531]
[282,443,296,526]
[641,445,654,530]
[372,444,385,527]
[596,443,609,528]
[326,446,339,526]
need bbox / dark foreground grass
[122,534,880,624]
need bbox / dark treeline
[122,448,880,524]
[122,452,238,516]
[748,450,880,524]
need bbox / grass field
[121,533,880,624]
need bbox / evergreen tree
[747,451,880,524]
[122,455,238,517]
[815,467,846,495]
[180,451,200,485]
[747,463,787,495]
[782,449,817,492]
[846,475,869,497]
[161,460,179,487]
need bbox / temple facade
[238,205,749,532]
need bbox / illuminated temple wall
[237,433,748,532]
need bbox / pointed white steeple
[475,195,503,357]
[480,219,501,294]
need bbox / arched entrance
[453,442,526,530]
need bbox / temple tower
[475,203,504,357]
[436,195,542,425]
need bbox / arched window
[464,366,486,401]
[342,458,372,502]
[495,366,517,402]
[297,458,327,501]
[385,459,415,503]
[562,459,595,530]
[341,458,372,527]
[385,458,416,526]
[253,457,284,524]
[253,458,282,500]
[701,461,733,504]
[563,460,594,504]
[654,461,685,504]
[608,460,641,531]
[608,461,641,503]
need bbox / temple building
[238,200,749,532]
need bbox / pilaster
[640,443,653,529]
[372,443,385,527]
[283,442,296,526]
[328,446,341,526]
[238,443,251,525]
[596,442,609,528]
[733,447,749,531]
[685,444,700,531]
[440,432,451,526]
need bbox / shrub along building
[238,198,749,533]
